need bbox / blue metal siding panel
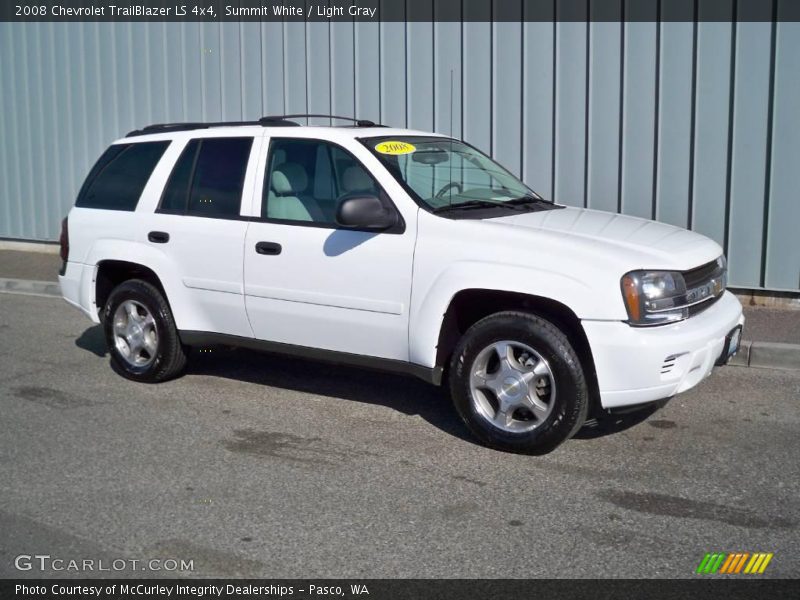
[164,23,186,122]
[27,24,49,238]
[0,24,17,237]
[261,22,285,115]
[727,20,773,287]
[764,19,800,290]
[434,20,462,139]
[0,18,797,292]
[220,22,243,120]
[380,20,406,128]
[655,19,694,228]
[492,16,522,175]
[43,22,68,225]
[691,21,732,248]
[282,22,307,115]
[239,23,262,120]
[354,21,380,124]
[462,18,491,155]
[147,23,168,125]
[554,19,588,207]
[522,20,554,199]
[306,22,332,122]
[181,24,203,120]
[406,20,433,131]
[620,18,658,220]
[330,21,355,119]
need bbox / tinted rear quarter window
[158,137,253,218]
[159,140,199,214]
[77,141,170,211]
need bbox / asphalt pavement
[0,292,798,579]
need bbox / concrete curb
[748,342,800,371]
[0,240,59,254]
[716,339,800,371]
[0,277,61,298]
[0,276,797,371]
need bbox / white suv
[59,115,744,454]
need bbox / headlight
[621,271,688,325]
[621,256,727,326]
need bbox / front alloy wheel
[469,340,555,433]
[449,311,589,454]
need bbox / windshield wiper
[432,199,527,213]
[506,194,556,206]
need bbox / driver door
[243,137,416,361]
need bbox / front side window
[364,136,556,216]
[159,137,253,218]
[263,138,383,224]
[77,141,170,211]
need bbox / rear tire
[449,311,589,454]
[103,279,187,382]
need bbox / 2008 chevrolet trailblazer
[59,114,744,453]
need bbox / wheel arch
[434,288,601,415]
[95,260,170,320]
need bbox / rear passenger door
[141,134,261,338]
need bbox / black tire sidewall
[450,312,588,454]
[103,280,180,382]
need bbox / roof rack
[263,114,382,127]
[126,114,382,137]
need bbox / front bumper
[583,291,744,409]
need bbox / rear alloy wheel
[112,300,159,369]
[103,279,187,382]
[449,311,589,454]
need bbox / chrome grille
[683,258,727,317]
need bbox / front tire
[449,311,589,454]
[103,279,187,382]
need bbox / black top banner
[3,0,800,22]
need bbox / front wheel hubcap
[469,340,556,433]
[113,300,158,368]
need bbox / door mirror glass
[336,195,398,230]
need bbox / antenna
[449,69,454,137]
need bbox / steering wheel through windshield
[435,181,463,199]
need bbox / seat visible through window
[263,139,383,225]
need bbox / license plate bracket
[717,325,743,366]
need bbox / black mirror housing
[336,195,398,231]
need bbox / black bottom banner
[2,579,799,600]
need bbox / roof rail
[260,114,382,127]
[125,118,298,137]
[125,114,381,137]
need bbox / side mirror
[336,195,398,231]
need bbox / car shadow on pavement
[75,325,107,357]
[573,402,666,440]
[74,326,661,446]
[185,347,476,443]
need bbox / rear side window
[158,137,253,218]
[76,141,170,211]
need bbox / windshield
[363,136,547,213]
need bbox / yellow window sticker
[375,141,416,155]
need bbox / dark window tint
[77,141,169,211]
[187,137,253,218]
[263,139,381,224]
[159,140,199,213]
[157,138,252,218]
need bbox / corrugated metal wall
[1,10,798,291]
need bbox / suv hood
[490,206,722,271]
